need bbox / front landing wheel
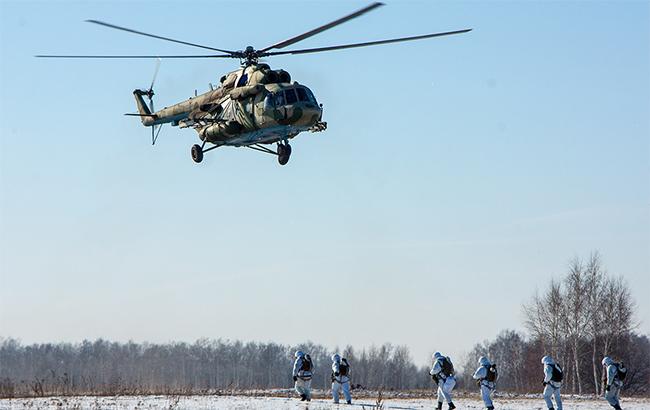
[191,144,203,163]
[277,143,291,165]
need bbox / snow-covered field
[1,394,649,410]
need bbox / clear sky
[1,0,648,367]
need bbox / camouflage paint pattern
[133,63,325,146]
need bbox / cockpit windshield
[272,87,317,107]
[296,88,307,102]
[300,87,317,103]
[274,92,285,107]
[285,89,298,104]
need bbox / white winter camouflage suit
[542,356,563,410]
[430,352,456,406]
[292,351,313,400]
[472,356,495,409]
[331,354,352,404]
[602,356,624,409]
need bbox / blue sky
[1,0,648,365]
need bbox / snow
[1,394,649,410]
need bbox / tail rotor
[147,58,161,111]
[146,58,162,144]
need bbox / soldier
[472,356,497,410]
[602,356,627,410]
[292,350,313,402]
[331,353,352,404]
[429,351,457,410]
[541,355,563,410]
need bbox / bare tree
[599,275,637,393]
[522,252,639,395]
[523,280,565,361]
[584,252,605,395]
[562,257,590,394]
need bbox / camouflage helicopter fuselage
[37,2,471,165]
[133,63,326,151]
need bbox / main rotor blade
[35,54,235,58]
[85,20,237,54]
[258,2,385,53]
[262,29,472,57]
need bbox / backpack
[339,358,350,377]
[551,364,564,382]
[616,363,627,381]
[300,354,313,372]
[440,357,454,377]
[485,364,498,382]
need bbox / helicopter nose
[293,103,321,127]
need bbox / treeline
[2,331,648,399]
[1,252,648,398]
[0,339,429,398]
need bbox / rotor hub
[240,46,259,65]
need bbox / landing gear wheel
[277,143,291,165]
[191,144,203,163]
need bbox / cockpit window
[264,94,275,110]
[285,89,298,104]
[304,88,317,104]
[275,91,286,106]
[296,88,308,102]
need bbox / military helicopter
[37,2,470,165]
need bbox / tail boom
[133,89,156,126]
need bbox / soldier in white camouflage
[430,352,456,410]
[602,356,627,410]
[292,350,313,402]
[541,355,563,410]
[473,356,497,410]
[331,354,352,404]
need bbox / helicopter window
[296,88,308,102]
[304,88,317,103]
[236,73,248,87]
[285,89,297,104]
[264,94,275,110]
[275,92,285,106]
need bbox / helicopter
[37,2,471,165]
